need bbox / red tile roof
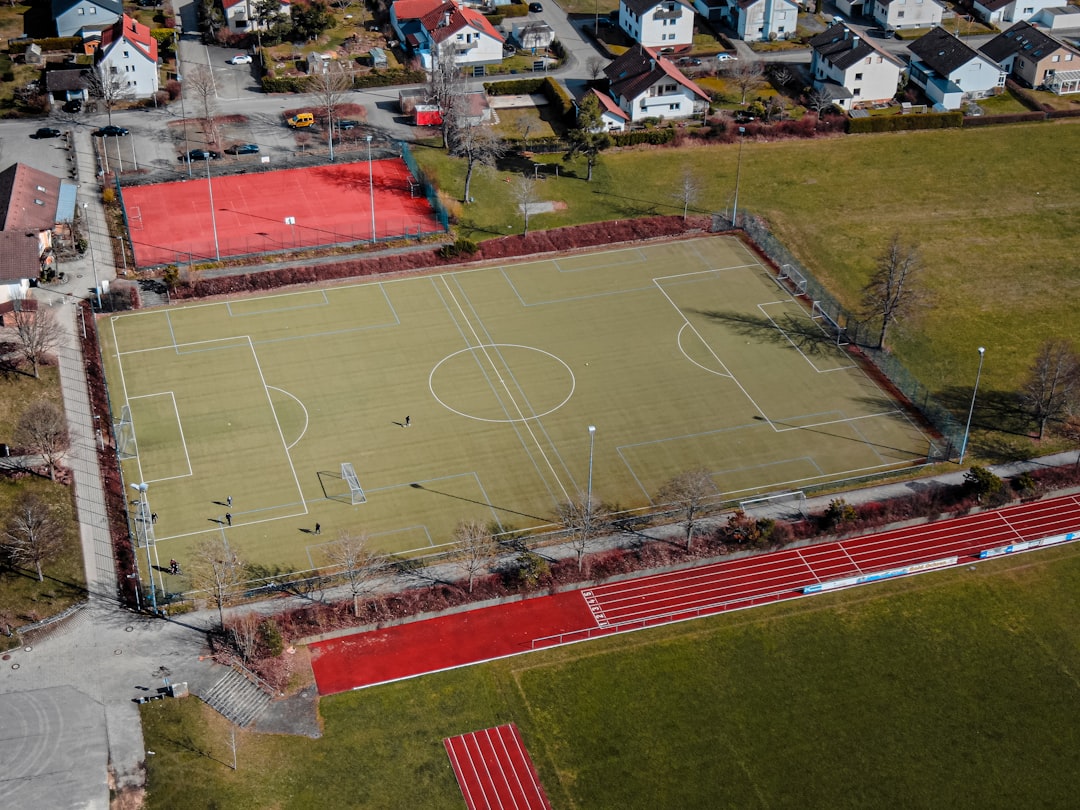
[100,14,158,63]
[604,45,709,105]
[394,0,445,21]
[0,163,63,232]
[417,1,503,44]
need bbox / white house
[51,0,121,38]
[725,0,801,43]
[221,0,291,36]
[870,0,945,31]
[809,24,903,109]
[908,27,1006,109]
[95,14,159,99]
[603,44,709,122]
[970,0,1057,27]
[584,87,630,131]
[1028,5,1080,31]
[391,0,505,70]
[619,0,695,52]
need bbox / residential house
[980,21,1080,91]
[221,0,291,35]
[51,0,121,38]
[307,51,339,74]
[970,0,1057,27]
[809,24,904,110]
[724,0,801,43]
[1028,5,1080,32]
[44,67,90,108]
[391,0,505,70]
[908,27,1006,109]
[584,87,630,131]
[603,44,709,122]
[691,0,725,23]
[870,0,945,31]
[0,163,78,301]
[619,0,695,51]
[95,14,159,99]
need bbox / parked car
[287,112,315,128]
[179,149,221,162]
[62,98,82,113]
[31,127,62,139]
[677,57,702,67]
[94,125,129,137]
[228,54,252,65]
[224,143,260,155]
[715,53,737,62]
[337,119,359,130]
[528,2,542,11]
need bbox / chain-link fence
[738,212,962,461]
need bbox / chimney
[442,11,451,27]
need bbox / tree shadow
[408,482,547,522]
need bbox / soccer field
[98,235,933,574]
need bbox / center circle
[429,344,576,423]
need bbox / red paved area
[309,494,1080,694]
[444,723,552,810]
[121,160,442,268]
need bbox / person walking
[225,513,232,526]
[405,415,411,428]
[227,495,232,507]
[314,522,321,535]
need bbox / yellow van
[287,112,314,129]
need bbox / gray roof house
[52,0,122,37]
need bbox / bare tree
[657,469,718,550]
[769,64,793,89]
[1060,415,1080,470]
[227,612,261,663]
[672,168,700,221]
[427,48,465,148]
[730,60,764,104]
[307,61,353,160]
[446,114,506,203]
[14,400,69,481]
[85,64,130,125]
[10,304,63,379]
[184,64,219,145]
[586,56,605,81]
[452,519,497,593]
[509,113,533,152]
[554,494,610,572]
[510,175,540,235]
[1021,339,1080,440]
[805,87,837,117]
[190,537,247,627]
[764,95,786,123]
[861,234,923,349]
[4,494,64,581]
[324,531,385,616]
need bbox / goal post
[739,490,807,520]
[341,462,366,505]
[811,301,849,347]
[115,405,137,460]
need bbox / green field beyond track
[141,544,1080,808]
[99,236,932,572]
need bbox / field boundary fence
[739,213,963,461]
[400,140,450,231]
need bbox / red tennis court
[444,723,552,810]
[309,494,1080,694]
[120,160,444,268]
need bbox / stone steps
[199,667,271,727]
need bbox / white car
[228,54,252,65]
[716,53,737,62]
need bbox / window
[89,6,95,12]
[1066,54,1074,61]
[124,50,130,58]
[778,26,785,32]
[78,7,84,13]
[855,72,863,80]
[669,103,679,110]
[853,88,861,96]
[1052,54,1060,62]
[897,10,904,17]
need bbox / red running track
[444,723,552,810]
[309,494,1080,694]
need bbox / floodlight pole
[176,34,191,178]
[131,483,158,615]
[959,346,986,464]
[366,134,376,244]
[116,235,128,275]
[81,202,102,310]
[587,424,597,514]
[205,158,220,261]
[731,127,745,228]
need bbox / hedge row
[9,36,82,54]
[961,111,1047,127]
[847,111,963,133]
[484,77,545,95]
[611,128,675,147]
[262,68,427,93]
[542,75,574,120]
[170,216,708,300]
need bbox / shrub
[541,76,574,120]
[611,129,676,147]
[963,466,1006,505]
[437,237,478,259]
[102,187,116,204]
[821,498,857,530]
[259,619,284,657]
[847,111,962,134]
[485,78,545,95]
[512,551,550,588]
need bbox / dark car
[32,127,63,139]
[677,57,702,67]
[179,149,221,162]
[94,125,129,137]
[62,99,82,113]
[337,119,359,130]
[528,2,542,11]
[224,143,260,155]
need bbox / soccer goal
[811,301,850,347]
[341,462,366,505]
[115,405,137,459]
[739,490,807,520]
[777,263,808,296]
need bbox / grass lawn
[414,120,1080,458]
[976,90,1032,114]
[141,541,1080,808]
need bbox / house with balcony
[391,0,505,70]
[603,44,709,122]
[870,0,945,31]
[51,0,121,38]
[970,0,1057,27]
[724,0,801,43]
[980,21,1080,92]
[908,26,1006,109]
[618,0,695,52]
[809,24,903,110]
[95,14,159,99]
[221,0,291,36]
